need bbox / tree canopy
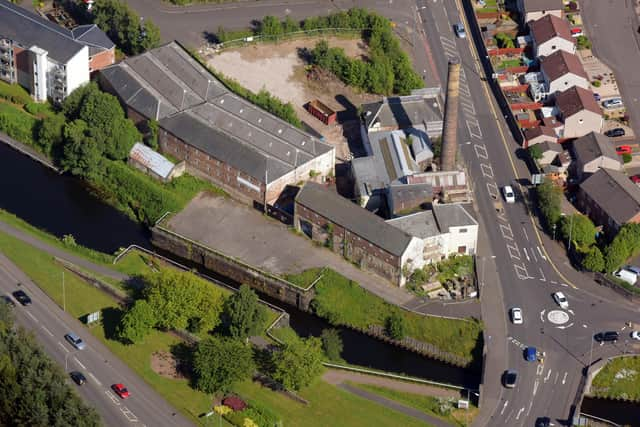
[92,0,160,55]
[560,214,597,250]
[221,285,268,339]
[272,337,324,391]
[117,299,156,344]
[536,180,562,231]
[193,337,255,394]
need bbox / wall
[547,72,589,94]
[524,10,563,24]
[536,37,576,58]
[581,157,622,179]
[563,111,602,138]
[89,49,115,73]
[442,224,479,256]
[64,46,89,97]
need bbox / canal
[1,143,479,388]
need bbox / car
[595,331,619,343]
[524,346,537,362]
[502,370,518,388]
[624,265,640,275]
[12,290,31,306]
[2,295,15,307]
[536,417,551,427]
[603,98,624,109]
[64,332,86,350]
[70,371,86,385]
[112,383,130,399]
[571,27,583,37]
[605,128,625,138]
[552,291,569,309]
[614,268,637,285]
[616,145,632,155]
[631,330,640,340]
[454,23,466,38]
[631,175,640,185]
[510,307,523,324]
[502,185,516,203]
[593,92,601,102]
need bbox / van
[614,268,637,285]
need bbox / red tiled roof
[530,15,574,46]
[556,86,601,117]
[541,50,588,81]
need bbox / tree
[144,269,225,332]
[193,337,255,394]
[536,180,562,230]
[221,285,268,339]
[117,300,157,344]
[385,310,406,340]
[144,119,159,150]
[35,113,66,156]
[60,120,104,180]
[320,328,343,361]
[560,214,597,249]
[576,35,591,50]
[272,337,324,391]
[528,144,543,161]
[582,246,605,272]
[604,238,628,273]
[93,0,160,55]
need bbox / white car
[603,98,624,109]
[503,185,516,203]
[510,307,523,324]
[631,330,640,341]
[454,23,466,38]
[553,292,569,309]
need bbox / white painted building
[529,14,576,58]
[541,50,589,95]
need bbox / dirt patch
[151,351,185,380]
[206,37,381,161]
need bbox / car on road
[2,295,15,307]
[502,370,518,388]
[510,307,523,324]
[454,23,466,38]
[536,417,552,427]
[603,98,624,109]
[616,145,632,155]
[631,330,640,340]
[64,332,86,350]
[552,291,569,309]
[605,128,625,138]
[502,185,516,203]
[525,346,537,362]
[70,371,86,385]
[112,383,130,399]
[12,290,31,306]
[595,331,619,343]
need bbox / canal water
[581,396,640,427]
[1,144,481,386]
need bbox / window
[459,228,467,233]
[578,119,584,124]
[458,246,466,253]
[551,45,556,50]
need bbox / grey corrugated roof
[573,132,618,164]
[363,94,442,129]
[387,210,440,239]
[129,142,175,179]
[580,168,640,225]
[296,182,413,257]
[433,203,477,231]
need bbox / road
[0,253,192,427]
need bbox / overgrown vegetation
[0,304,101,426]
[603,223,640,272]
[536,180,562,231]
[494,32,515,48]
[591,356,640,401]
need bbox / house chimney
[440,59,461,172]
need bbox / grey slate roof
[522,0,563,13]
[573,132,618,164]
[100,42,333,185]
[0,0,113,63]
[388,183,433,211]
[363,94,443,130]
[580,168,640,225]
[433,203,477,232]
[296,182,413,257]
[387,210,441,239]
[71,25,115,56]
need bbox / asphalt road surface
[0,254,192,427]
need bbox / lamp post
[567,214,574,251]
[62,271,66,312]
[552,223,557,241]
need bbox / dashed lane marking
[57,341,69,353]
[531,247,538,262]
[540,309,546,322]
[533,379,539,396]
[105,390,121,406]
[515,407,525,420]
[41,325,53,337]
[500,400,509,415]
[73,357,86,370]
[539,268,546,282]
[88,372,102,386]
[523,247,530,261]
[523,227,529,242]
[544,369,552,383]
[537,246,547,260]
[120,407,138,422]
[536,364,544,376]
[562,372,568,385]
[25,311,38,323]
[554,372,559,384]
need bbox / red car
[111,383,130,399]
[616,145,632,155]
[631,175,640,184]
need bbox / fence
[215,28,365,50]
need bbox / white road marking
[583,324,588,328]
[568,309,575,315]
[507,243,521,260]
[25,311,38,322]
[540,309,546,322]
[559,282,569,287]
[474,143,488,159]
[544,369,552,383]
[499,223,514,240]
[105,390,121,406]
[537,246,547,260]
[550,280,558,284]
[500,400,509,415]
[41,325,53,337]
[88,372,102,386]
[486,182,500,199]
[539,268,546,282]
[536,364,544,376]
[557,322,574,329]
[523,247,530,261]
[531,247,538,262]
[120,407,138,422]
[57,341,69,353]
[533,379,539,396]
[480,163,494,179]
[562,372,568,385]
[526,400,534,416]
[523,227,529,241]
[73,357,86,370]
[554,372,559,384]
[514,264,530,280]
[515,407,525,420]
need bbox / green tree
[560,214,597,249]
[320,328,343,361]
[144,119,159,150]
[117,300,157,344]
[536,180,562,230]
[93,0,160,55]
[35,113,66,156]
[144,269,225,332]
[582,246,605,272]
[604,238,628,273]
[221,285,268,339]
[528,144,543,160]
[60,120,104,180]
[260,16,284,38]
[384,310,406,340]
[576,35,591,50]
[272,337,324,391]
[495,33,514,48]
[193,337,255,394]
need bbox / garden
[591,356,640,401]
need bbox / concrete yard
[166,193,414,306]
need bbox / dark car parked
[502,370,518,388]
[12,290,31,306]
[595,331,619,343]
[605,128,625,138]
[70,371,86,385]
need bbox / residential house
[524,124,558,147]
[572,131,622,181]
[555,86,603,138]
[534,140,562,166]
[294,182,424,286]
[517,0,563,24]
[541,50,589,95]
[0,0,115,102]
[529,14,576,58]
[99,42,335,205]
[577,168,640,234]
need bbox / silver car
[65,332,86,350]
[454,23,466,38]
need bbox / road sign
[86,311,100,324]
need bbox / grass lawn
[293,268,483,363]
[347,383,477,427]
[499,59,521,69]
[591,356,640,401]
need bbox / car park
[552,291,569,309]
[510,307,523,324]
[12,290,31,306]
[603,98,624,109]
[70,371,86,385]
[631,330,640,340]
[112,383,130,399]
[64,332,87,350]
[502,185,515,203]
[613,268,637,285]
[2,295,15,307]
[454,23,466,38]
[502,370,518,388]
[616,145,632,155]
[595,331,619,343]
[605,128,625,138]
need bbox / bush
[582,246,605,272]
[494,32,515,48]
[24,101,54,117]
[604,223,640,272]
[385,310,406,340]
[592,80,602,88]
[0,81,32,105]
[536,180,562,231]
[622,153,632,163]
[320,328,343,361]
[528,144,543,160]
[224,403,281,427]
[577,35,592,50]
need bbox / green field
[591,356,640,401]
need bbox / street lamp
[62,271,65,312]
[567,214,575,251]
[552,223,557,241]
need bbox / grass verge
[591,356,640,401]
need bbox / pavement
[0,253,192,427]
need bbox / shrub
[385,310,406,340]
[24,101,54,117]
[320,328,343,361]
[528,144,543,160]
[622,153,632,163]
[0,80,32,105]
[536,180,562,231]
[591,80,602,88]
[0,104,38,145]
[577,35,592,50]
[494,32,515,48]
[582,246,605,272]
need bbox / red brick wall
[89,49,115,73]
[14,46,28,74]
